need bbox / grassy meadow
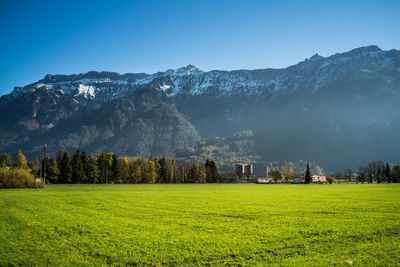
[0,184,399,266]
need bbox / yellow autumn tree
[144,160,157,183]
[14,149,29,170]
[198,166,207,183]
[281,164,294,183]
[119,157,130,183]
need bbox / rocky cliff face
[1,45,399,171]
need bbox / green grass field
[1,184,399,266]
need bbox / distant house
[312,175,327,183]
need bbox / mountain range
[1,45,399,172]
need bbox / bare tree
[343,168,353,182]
[357,167,367,183]
[367,161,385,183]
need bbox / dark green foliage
[59,152,72,184]
[72,150,85,183]
[385,163,391,183]
[111,154,119,183]
[304,162,312,184]
[81,152,89,183]
[392,164,400,183]
[158,157,168,183]
[45,158,59,184]
[205,159,219,183]
[97,153,108,183]
[86,156,99,183]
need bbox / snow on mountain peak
[174,65,203,76]
[75,84,97,99]
[7,46,400,101]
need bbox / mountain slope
[0,45,399,171]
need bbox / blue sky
[0,0,399,95]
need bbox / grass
[0,184,399,266]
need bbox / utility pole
[43,144,47,184]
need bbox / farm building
[312,175,327,183]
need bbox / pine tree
[96,153,107,183]
[46,158,60,183]
[392,164,400,183]
[377,166,383,183]
[205,159,219,183]
[385,163,391,183]
[111,153,119,183]
[304,162,312,184]
[159,157,168,183]
[14,149,28,169]
[72,150,85,183]
[86,156,99,183]
[81,151,89,183]
[59,152,72,183]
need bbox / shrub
[326,176,338,184]
[0,167,43,189]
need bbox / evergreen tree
[205,159,219,183]
[72,150,85,183]
[385,163,391,183]
[86,156,99,183]
[97,153,107,183]
[111,153,119,183]
[46,158,60,183]
[0,153,11,168]
[81,152,89,183]
[59,152,72,183]
[392,164,400,183]
[14,149,28,169]
[159,157,169,183]
[304,162,312,184]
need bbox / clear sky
[0,0,399,95]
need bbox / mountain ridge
[1,45,400,172]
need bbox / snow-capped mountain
[1,45,400,171]
[10,45,399,101]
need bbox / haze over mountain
[1,45,399,172]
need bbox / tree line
[1,150,399,186]
[333,161,400,183]
[0,150,220,184]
